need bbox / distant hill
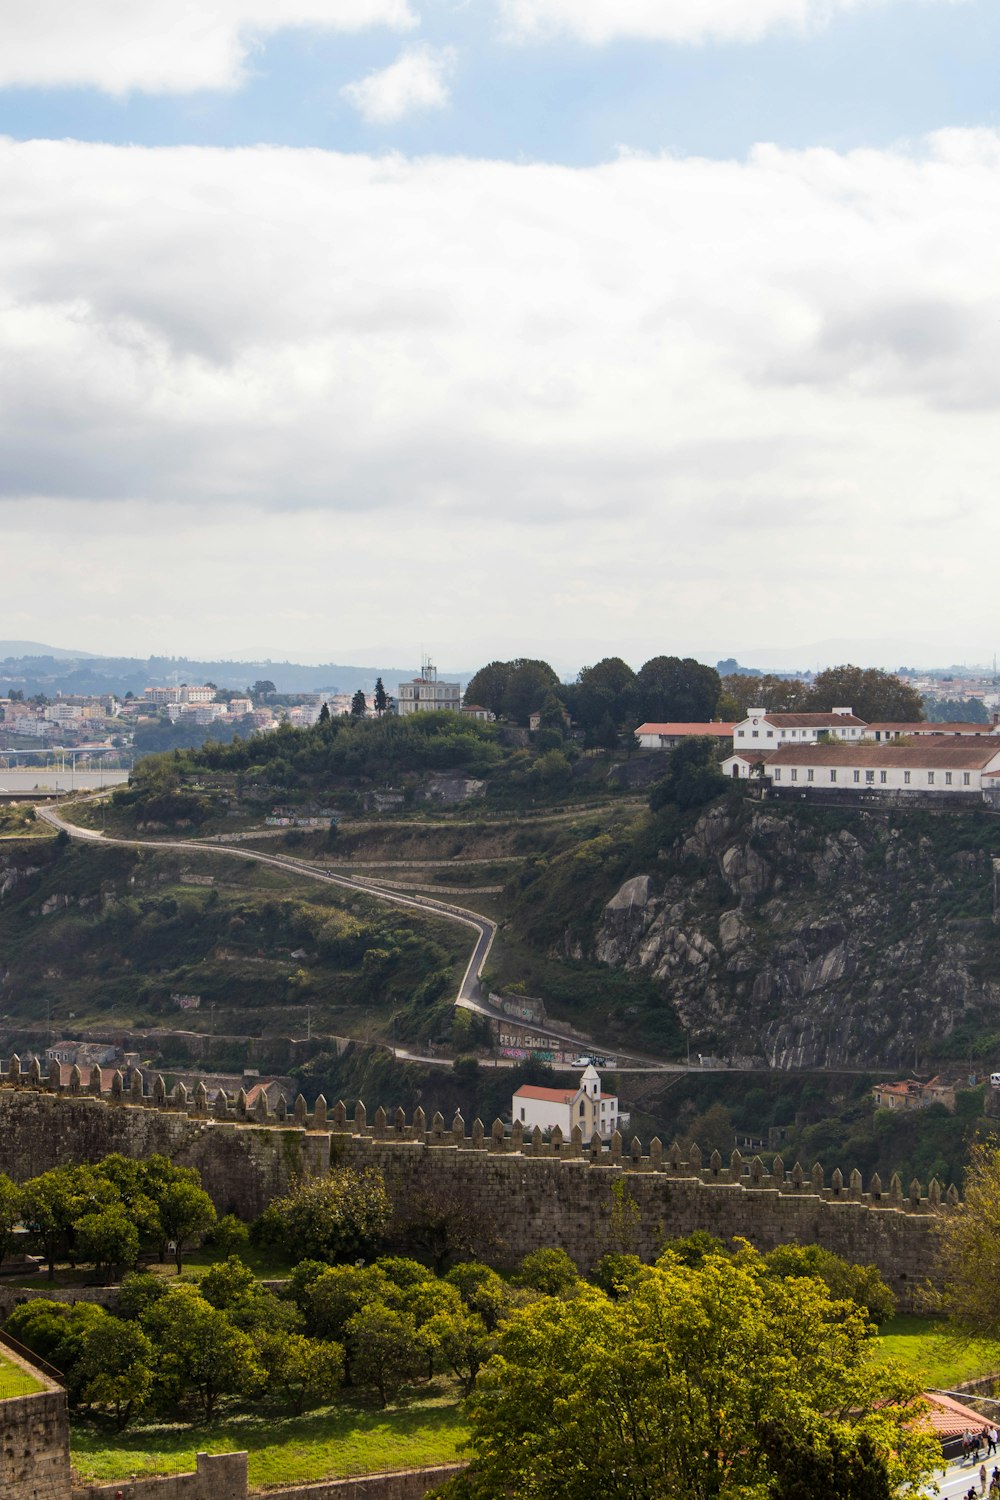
[0,653,471,697]
[0,641,99,661]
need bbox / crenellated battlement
[0,1054,959,1217]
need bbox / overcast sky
[2,0,999,674]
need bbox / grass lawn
[876,1315,1000,1388]
[0,1351,44,1398]
[70,1386,469,1488]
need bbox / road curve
[36,803,497,1011]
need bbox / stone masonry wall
[0,1082,948,1308]
[73,1453,247,1500]
[0,1342,71,1500]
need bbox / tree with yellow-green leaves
[935,1139,1000,1340]
[435,1247,935,1500]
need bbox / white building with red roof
[635,722,736,750]
[512,1065,620,1140]
[722,740,1000,796]
[732,706,867,750]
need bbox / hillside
[504,794,1000,1070]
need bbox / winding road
[33,802,680,1071]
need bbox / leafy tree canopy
[718,673,810,720]
[649,737,728,812]
[440,1248,935,1500]
[924,696,989,724]
[636,656,720,725]
[806,666,924,724]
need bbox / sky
[2,0,1000,676]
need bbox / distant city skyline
[1,2,998,659]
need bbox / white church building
[512,1065,621,1140]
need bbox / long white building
[722,740,1000,797]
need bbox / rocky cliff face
[594,802,1000,1068]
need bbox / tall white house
[396,658,462,716]
[512,1065,620,1141]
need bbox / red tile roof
[868,722,996,735]
[765,742,1000,769]
[754,712,867,728]
[922,1390,995,1440]
[636,723,736,737]
[513,1085,575,1104]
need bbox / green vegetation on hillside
[0,838,465,1042]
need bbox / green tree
[464,662,513,720]
[426,1307,495,1396]
[515,1248,580,1296]
[20,1166,115,1280]
[502,659,561,725]
[571,657,638,734]
[318,702,331,724]
[0,1174,22,1267]
[440,1250,935,1500]
[936,1141,1000,1340]
[74,1206,139,1284]
[143,1285,264,1421]
[76,1316,153,1430]
[374,677,388,716]
[649,737,727,812]
[806,666,924,724]
[200,1255,301,1335]
[444,1263,512,1332]
[252,679,276,700]
[718,673,810,720]
[346,1303,425,1407]
[253,1169,391,1265]
[6,1299,107,1381]
[636,656,720,725]
[925,696,989,724]
[761,1245,895,1327]
[157,1180,217,1271]
[350,689,368,718]
[260,1330,344,1414]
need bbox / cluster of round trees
[0,1154,217,1283]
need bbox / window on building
[752,731,759,739]
[520,1108,525,1121]
[830,770,837,782]
[945,772,953,786]
[579,1100,585,1116]
[737,730,744,738]
[904,771,911,785]
[865,770,875,784]
[927,772,935,785]
[790,769,798,782]
[964,773,971,786]
[773,769,781,781]
[853,770,860,783]
[880,771,887,783]
[807,769,814,782]
[767,731,773,738]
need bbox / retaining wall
[0,1341,71,1500]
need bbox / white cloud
[497,0,965,46]
[341,44,456,124]
[1,132,999,659]
[0,0,418,95]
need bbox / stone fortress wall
[0,1058,955,1307]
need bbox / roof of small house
[764,742,1000,769]
[723,750,774,764]
[636,722,737,737]
[751,712,867,728]
[921,1389,992,1440]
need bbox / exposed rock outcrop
[593,803,1000,1069]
